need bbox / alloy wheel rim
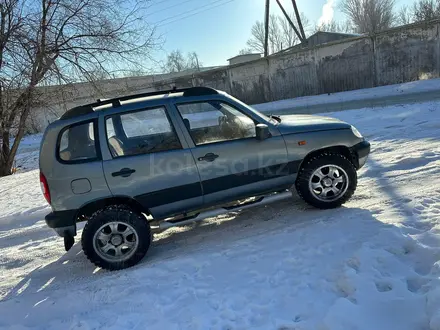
[308,164,349,202]
[93,221,139,262]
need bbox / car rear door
[173,99,294,206]
[99,102,203,219]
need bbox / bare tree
[412,0,440,22]
[0,0,157,176]
[340,0,396,34]
[314,19,353,33]
[395,0,440,26]
[238,48,253,55]
[187,52,202,71]
[165,50,187,73]
[397,5,413,25]
[246,13,310,55]
[279,12,310,49]
[164,50,202,73]
[269,14,284,53]
[246,21,266,53]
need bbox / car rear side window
[58,121,98,162]
[106,107,182,158]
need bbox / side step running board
[159,190,292,230]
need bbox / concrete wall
[228,20,440,104]
[316,37,375,94]
[374,22,440,85]
[228,60,271,104]
[34,20,440,130]
[306,32,359,47]
[269,47,317,100]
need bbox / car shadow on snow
[143,201,397,268]
[0,207,49,233]
[362,156,436,231]
[1,241,97,301]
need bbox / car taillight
[40,172,51,204]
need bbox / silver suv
[40,87,370,270]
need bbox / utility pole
[264,0,270,57]
[275,0,304,43]
[291,0,306,40]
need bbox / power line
[157,0,236,27]
[155,0,230,24]
[147,0,198,17]
[156,0,236,26]
[148,0,175,7]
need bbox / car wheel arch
[75,196,149,222]
[296,145,355,177]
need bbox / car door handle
[112,168,136,177]
[198,153,219,162]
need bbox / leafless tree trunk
[340,0,396,34]
[269,14,284,53]
[0,0,157,176]
[187,52,202,71]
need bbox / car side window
[58,121,98,162]
[106,117,116,138]
[176,101,256,146]
[106,107,182,158]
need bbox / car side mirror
[255,124,270,141]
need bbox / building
[274,31,360,55]
[306,31,359,47]
[228,53,262,66]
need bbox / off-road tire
[81,205,151,270]
[295,153,357,209]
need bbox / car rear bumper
[351,140,371,169]
[45,210,77,237]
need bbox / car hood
[276,114,351,134]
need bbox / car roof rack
[60,86,219,120]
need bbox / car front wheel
[295,153,357,209]
[81,205,151,270]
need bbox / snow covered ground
[253,78,440,113]
[1,99,440,329]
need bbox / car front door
[173,99,294,206]
[100,104,203,219]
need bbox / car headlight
[351,125,363,138]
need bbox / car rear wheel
[295,153,357,209]
[81,205,151,270]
